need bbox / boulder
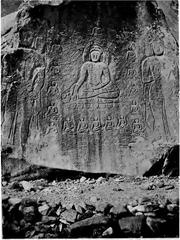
[77,210,94,221]
[110,204,129,217]
[118,215,147,237]
[96,177,105,184]
[9,182,23,191]
[144,145,179,177]
[80,176,86,183]
[41,216,57,224]
[2,194,9,202]
[60,209,77,223]
[162,145,179,176]
[146,217,167,237]
[20,181,34,191]
[69,214,112,238]
[166,203,179,213]
[2,181,8,187]
[8,198,21,207]
[165,185,175,190]
[38,204,50,216]
[95,202,112,214]
[102,227,113,237]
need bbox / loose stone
[38,204,50,216]
[8,198,22,206]
[20,181,34,191]
[166,203,179,213]
[60,209,77,223]
[96,177,104,184]
[80,176,86,183]
[102,227,113,236]
[118,215,146,237]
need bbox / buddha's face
[153,41,164,56]
[90,50,101,62]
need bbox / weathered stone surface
[1,0,22,17]
[1,1,179,175]
[166,203,179,213]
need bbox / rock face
[1,0,179,175]
[143,145,179,177]
[1,0,22,17]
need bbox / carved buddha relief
[62,27,119,103]
[141,38,172,139]
[71,44,119,100]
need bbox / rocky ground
[2,174,179,238]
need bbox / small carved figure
[45,103,59,125]
[117,116,126,129]
[141,39,171,138]
[126,42,136,61]
[91,117,101,131]
[104,116,114,130]
[131,100,139,113]
[31,67,45,99]
[47,81,60,96]
[77,118,89,133]
[132,118,143,134]
[62,117,75,133]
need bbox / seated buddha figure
[72,45,119,100]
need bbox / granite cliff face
[1,0,179,175]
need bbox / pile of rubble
[2,181,179,238]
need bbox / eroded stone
[60,209,77,223]
[1,1,178,176]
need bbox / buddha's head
[152,40,164,56]
[90,45,103,62]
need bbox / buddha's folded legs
[78,85,119,100]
